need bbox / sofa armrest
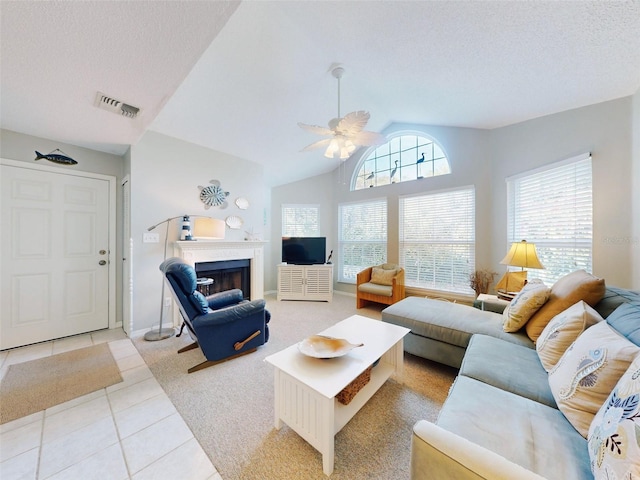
[391,269,406,302]
[356,267,373,286]
[411,420,548,480]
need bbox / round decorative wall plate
[225,215,243,229]
[235,197,249,210]
[198,180,229,209]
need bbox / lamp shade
[500,240,544,269]
[192,217,225,240]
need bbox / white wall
[0,129,124,177]
[0,128,126,325]
[2,92,635,337]
[632,88,640,290]
[272,97,636,296]
[269,170,335,291]
[272,123,493,297]
[129,131,270,332]
[490,97,633,288]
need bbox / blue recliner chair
[160,257,270,373]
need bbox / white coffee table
[264,315,410,475]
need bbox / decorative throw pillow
[371,267,396,286]
[548,321,640,437]
[502,280,550,332]
[588,354,640,479]
[537,301,604,372]
[526,270,606,342]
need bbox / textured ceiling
[0,0,240,153]
[2,1,639,186]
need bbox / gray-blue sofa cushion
[606,302,640,346]
[437,376,590,480]
[381,296,533,349]
[459,334,556,408]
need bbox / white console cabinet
[277,264,333,302]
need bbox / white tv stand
[277,263,333,302]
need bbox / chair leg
[178,341,199,354]
[176,322,186,337]
[187,348,257,373]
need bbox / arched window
[353,133,451,190]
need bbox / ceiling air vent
[94,92,141,119]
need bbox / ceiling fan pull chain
[337,73,341,118]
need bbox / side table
[196,277,214,296]
[473,293,510,313]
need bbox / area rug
[135,294,457,479]
[0,342,122,424]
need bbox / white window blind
[282,204,319,237]
[400,187,475,294]
[338,199,387,283]
[506,153,592,285]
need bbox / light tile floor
[0,330,222,480]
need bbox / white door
[1,164,110,349]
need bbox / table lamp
[496,240,544,298]
[192,217,226,240]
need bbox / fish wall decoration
[34,149,78,165]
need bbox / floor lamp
[144,215,222,341]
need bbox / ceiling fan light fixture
[299,65,386,161]
[325,138,340,158]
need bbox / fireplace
[195,259,250,299]
[174,240,266,301]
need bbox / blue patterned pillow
[588,355,640,479]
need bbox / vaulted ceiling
[2,1,639,186]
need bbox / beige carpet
[0,342,122,424]
[134,294,457,480]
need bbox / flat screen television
[282,237,326,265]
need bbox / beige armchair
[356,263,405,308]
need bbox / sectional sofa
[381,271,640,479]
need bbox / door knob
[99,260,107,266]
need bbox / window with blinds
[399,187,475,294]
[506,153,592,285]
[338,199,387,283]
[282,204,319,237]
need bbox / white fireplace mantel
[174,240,267,300]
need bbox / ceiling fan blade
[351,130,387,146]
[298,122,333,136]
[337,111,370,136]
[301,138,332,152]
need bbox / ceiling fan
[298,66,386,160]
